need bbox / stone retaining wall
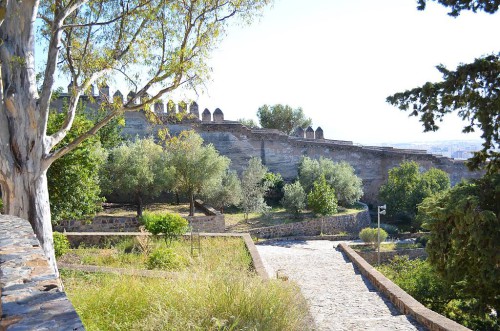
[186,215,225,232]
[54,214,225,233]
[249,208,370,239]
[356,248,427,265]
[338,243,470,331]
[0,215,84,330]
[54,216,140,232]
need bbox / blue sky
[174,0,499,144]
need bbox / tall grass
[60,237,312,330]
[60,237,253,272]
[62,268,310,330]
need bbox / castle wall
[122,112,480,205]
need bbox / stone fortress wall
[53,86,480,206]
[122,100,480,205]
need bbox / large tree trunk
[2,171,57,273]
[0,0,58,275]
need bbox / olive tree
[0,0,270,272]
[166,131,230,216]
[298,156,363,206]
[102,137,173,216]
[240,157,270,219]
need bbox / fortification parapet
[213,108,224,122]
[99,84,110,99]
[202,108,211,122]
[140,93,151,105]
[315,127,324,139]
[167,100,176,114]
[87,84,95,96]
[178,101,187,113]
[113,90,123,104]
[154,101,165,113]
[190,102,200,119]
[294,127,305,138]
[127,91,136,103]
[305,126,315,139]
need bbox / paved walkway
[256,240,426,331]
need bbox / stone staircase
[256,240,425,331]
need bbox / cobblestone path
[256,240,426,331]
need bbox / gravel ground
[256,240,426,331]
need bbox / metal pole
[377,206,381,265]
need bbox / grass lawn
[60,236,312,330]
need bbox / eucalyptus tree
[0,0,271,272]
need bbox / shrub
[146,248,185,270]
[281,181,306,215]
[307,175,337,215]
[370,222,399,236]
[359,227,388,246]
[415,235,429,248]
[53,232,70,258]
[141,212,189,245]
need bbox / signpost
[377,204,387,265]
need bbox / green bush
[53,232,70,258]
[370,222,399,235]
[146,248,185,270]
[359,227,388,246]
[0,198,3,214]
[141,212,189,245]
[307,175,338,215]
[281,181,306,215]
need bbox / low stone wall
[338,243,470,331]
[356,248,427,265]
[0,215,84,330]
[63,232,268,280]
[249,209,370,239]
[54,216,140,232]
[186,215,225,232]
[55,214,225,233]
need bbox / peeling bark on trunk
[3,172,57,273]
[0,0,58,275]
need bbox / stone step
[320,315,425,331]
